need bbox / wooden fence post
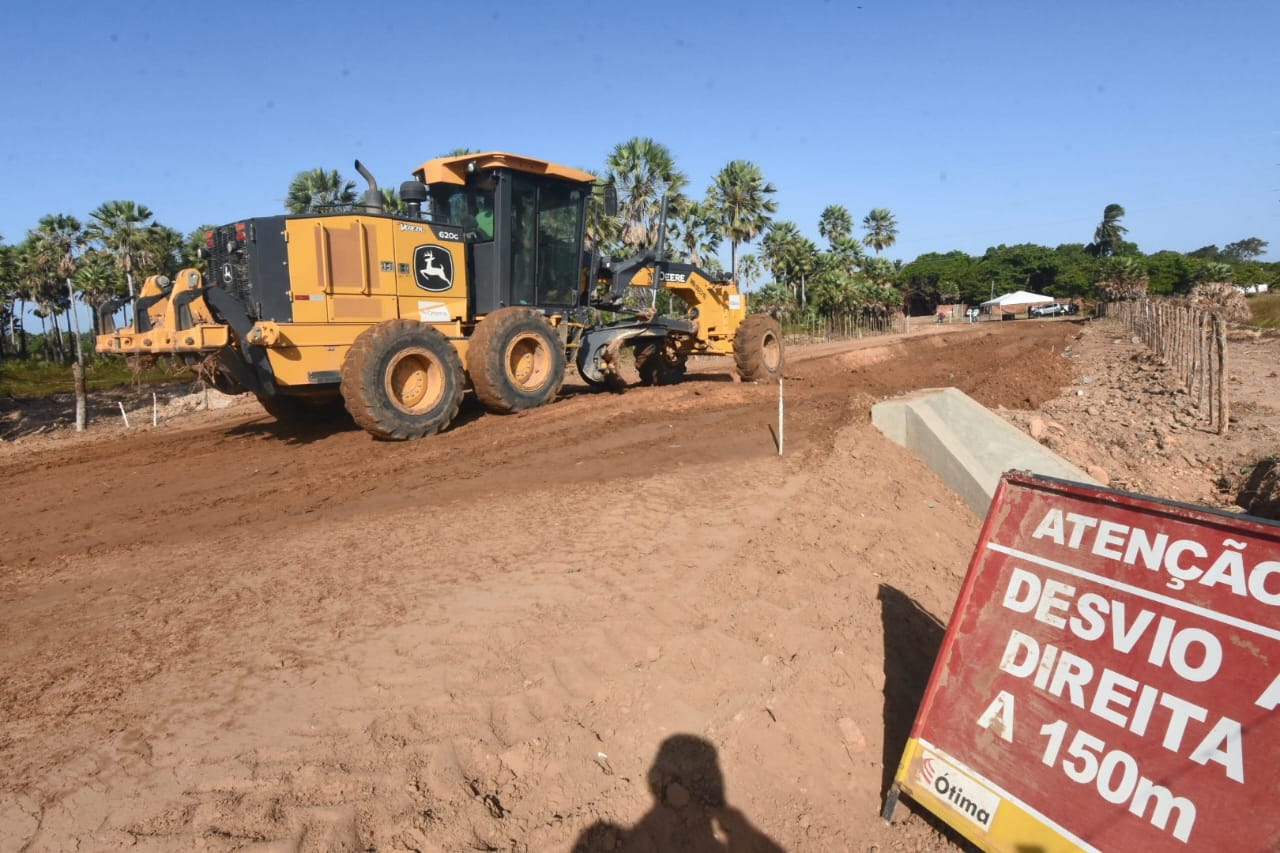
[1215,314,1228,435]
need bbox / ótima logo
[413,245,454,292]
[916,750,1000,830]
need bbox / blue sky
[2,0,1277,268]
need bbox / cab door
[507,176,584,308]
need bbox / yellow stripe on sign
[893,738,1092,853]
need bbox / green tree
[899,250,981,307]
[1094,255,1147,301]
[1143,251,1193,296]
[31,215,85,362]
[0,240,16,355]
[668,198,721,267]
[181,225,218,269]
[8,239,42,356]
[977,243,1062,295]
[1050,243,1096,298]
[818,204,853,246]
[737,253,762,289]
[1186,245,1220,260]
[705,159,777,282]
[1222,237,1268,262]
[862,256,897,287]
[1087,203,1128,258]
[761,221,800,284]
[751,281,795,317]
[285,167,357,214]
[862,208,898,254]
[829,235,866,275]
[86,200,155,299]
[761,221,818,300]
[584,176,622,254]
[73,248,121,330]
[606,137,687,253]
[380,187,405,215]
[1193,261,1233,284]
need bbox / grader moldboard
[95,152,784,440]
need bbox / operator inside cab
[475,192,494,240]
[418,156,588,311]
[428,176,496,242]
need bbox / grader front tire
[340,319,464,440]
[633,341,687,387]
[467,307,565,414]
[733,314,784,383]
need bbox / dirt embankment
[0,318,1273,852]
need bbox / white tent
[980,290,1054,308]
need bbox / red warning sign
[890,472,1280,851]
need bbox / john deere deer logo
[413,245,454,292]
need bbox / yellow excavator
[96,152,784,440]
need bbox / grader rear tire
[340,319,465,440]
[467,307,565,413]
[733,314,784,383]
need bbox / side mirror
[603,184,618,218]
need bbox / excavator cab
[408,153,595,316]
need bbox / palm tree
[1088,204,1128,258]
[380,187,405,215]
[181,225,218,269]
[606,137,687,253]
[1192,261,1233,285]
[862,256,897,287]
[9,239,40,356]
[706,160,777,282]
[669,199,721,267]
[0,240,17,355]
[761,221,818,301]
[30,219,84,362]
[73,249,119,332]
[752,282,795,317]
[737,253,762,289]
[1093,255,1147,301]
[830,235,866,275]
[585,176,622,254]
[285,168,357,214]
[761,221,801,285]
[144,224,183,278]
[818,205,853,246]
[86,200,155,298]
[862,208,898,255]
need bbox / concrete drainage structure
[871,387,1096,516]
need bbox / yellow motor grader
[95,152,783,440]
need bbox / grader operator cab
[96,152,784,440]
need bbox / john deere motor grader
[96,152,784,440]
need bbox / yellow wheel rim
[505,332,551,392]
[761,331,781,371]
[385,348,445,414]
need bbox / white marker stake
[778,377,784,456]
[118,402,131,428]
[152,392,158,427]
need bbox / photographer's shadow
[571,734,784,852]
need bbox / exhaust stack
[354,160,384,213]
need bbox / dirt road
[0,320,1188,851]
